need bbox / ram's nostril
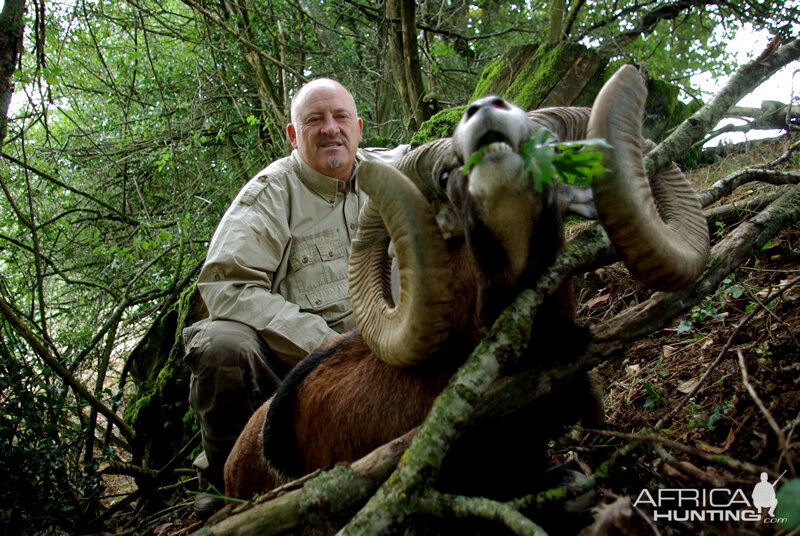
[490,98,508,110]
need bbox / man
[183,79,406,517]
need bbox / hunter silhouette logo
[752,471,785,519]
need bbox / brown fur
[224,402,283,499]
[294,337,453,472]
[223,240,484,499]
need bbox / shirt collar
[291,150,359,203]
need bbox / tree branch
[0,292,137,443]
[416,492,547,536]
[194,431,415,536]
[1,150,140,226]
[646,39,800,177]
[698,168,800,207]
[179,0,308,83]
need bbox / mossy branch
[194,431,415,536]
[416,492,548,536]
[645,38,800,177]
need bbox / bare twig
[738,275,800,349]
[736,348,793,473]
[580,427,780,481]
[654,277,800,431]
[653,443,726,487]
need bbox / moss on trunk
[472,43,608,110]
[123,283,207,469]
[410,105,467,147]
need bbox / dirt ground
[115,136,799,536]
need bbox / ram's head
[349,65,710,367]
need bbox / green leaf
[776,478,800,529]
[519,129,557,191]
[642,382,661,407]
[707,404,723,430]
[460,145,488,175]
[727,285,744,299]
[458,129,607,192]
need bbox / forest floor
[112,135,799,536]
[563,133,800,535]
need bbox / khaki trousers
[183,319,290,491]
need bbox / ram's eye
[438,170,450,190]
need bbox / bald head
[290,79,359,125]
[287,79,363,182]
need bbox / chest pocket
[289,229,345,272]
[286,229,349,311]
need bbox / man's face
[287,81,363,182]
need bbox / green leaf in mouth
[461,127,612,192]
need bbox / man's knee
[184,318,287,421]
[183,319,266,370]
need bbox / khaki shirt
[198,146,408,366]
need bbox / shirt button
[350,223,356,230]
[315,299,322,305]
[328,251,334,257]
[302,256,309,263]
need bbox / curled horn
[587,65,710,291]
[348,161,454,367]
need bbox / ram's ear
[554,182,598,219]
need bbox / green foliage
[684,398,731,429]
[676,274,752,334]
[0,339,102,533]
[642,381,664,408]
[461,128,609,191]
[776,478,800,529]
[1,0,798,530]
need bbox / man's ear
[287,123,298,149]
[357,117,363,143]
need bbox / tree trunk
[0,0,25,150]
[548,0,566,42]
[386,0,430,132]
[222,0,286,154]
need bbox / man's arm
[198,174,339,367]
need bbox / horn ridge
[349,161,454,367]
